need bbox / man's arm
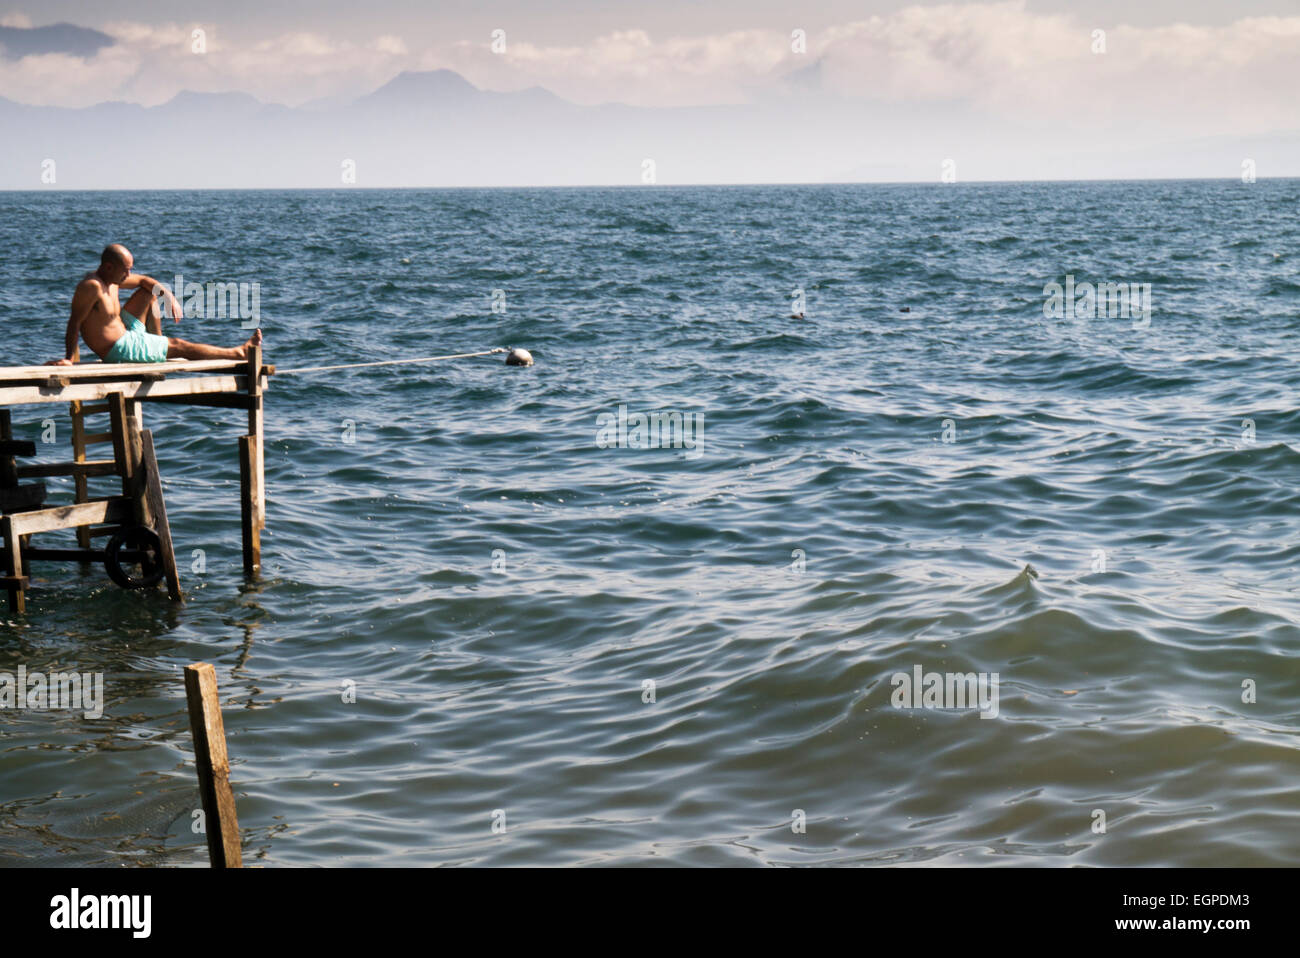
[46,282,98,365]
[119,273,159,292]
[121,272,182,331]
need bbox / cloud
[811,3,1300,135]
[0,0,1296,143]
[436,27,793,106]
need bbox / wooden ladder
[0,393,181,613]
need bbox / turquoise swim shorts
[104,317,169,364]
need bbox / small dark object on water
[505,348,534,367]
[900,307,911,313]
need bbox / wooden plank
[1,516,24,613]
[0,439,36,456]
[0,484,47,512]
[144,393,258,410]
[16,459,118,479]
[246,343,265,531]
[0,374,251,407]
[0,359,244,382]
[8,497,131,535]
[22,547,106,562]
[140,430,181,601]
[128,400,146,462]
[70,400,90,549]
[0,410,14,488]
[107,393,131,486]
[183,663,242,869]
[239,435,260,577]
[83,431,113,444]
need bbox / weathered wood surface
[0,410,15,487]
[0,372,268,407]
[140,430,182,601]
[7,496,132,536]
[239,435,261,577]
[184,663,242,869]
[0,484,47,512]
[70,400,91,548]
[246,343,265,531]
[1,515,26,612]
[16,459,118,479]
[0,359,245,382]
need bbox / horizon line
[2,175,1296,193]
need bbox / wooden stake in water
[241,341,264,578]
[184,663,242,868]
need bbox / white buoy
[505,348,534,367]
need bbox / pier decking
[0,347,271,612]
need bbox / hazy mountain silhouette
[0,68,1296,188]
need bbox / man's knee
[122,287,151,317]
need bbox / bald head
[101,244,132,269]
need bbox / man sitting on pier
[47,244,262,366]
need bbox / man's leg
[166,328,262,361]
[121,287,162,333]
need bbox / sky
[2,1,1298,186]
[1,0,1298,113]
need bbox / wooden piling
[140,430,182,601]
[69,400,90,549]
[107,392,134,494]
[239,435,260,577]
[1,515,26,614]
[183,663,242,868]
[242,342,265,578]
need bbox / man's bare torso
[74,272,129,357]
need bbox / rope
[277,347,508,375]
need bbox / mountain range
[2,67,1298,189]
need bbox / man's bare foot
[238,328,263,359]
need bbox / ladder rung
[15,459,119,479]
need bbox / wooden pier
[0,346,271,612]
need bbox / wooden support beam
[1,515,24,614]
[7,497,132,536]
[0,410,16,488]
[140,430,181,601]
[0,439,36,456]
[107,393,131,486]
[0,373,253,406]
[70,400,91,549]
[0,358,244,383]
[246,342,265,532]
[144,393,259,410]
[183,663,242,869]
[0,484,47,512]
[239,435,260,577]
[22,547,107,562]
[16,459,118,479]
